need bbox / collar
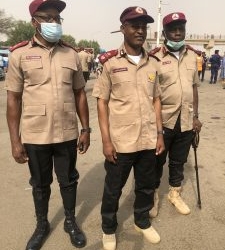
[31,35,60,49]
[118,44,147,59]
[161,44,187,58]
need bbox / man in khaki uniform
[149,12,202,218]
[92,6,165,250]
[78,47,91,82]
[5,0,90,249]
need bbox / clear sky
[1,0,225,51]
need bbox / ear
[120,25,125,35]
[31,18,38,28]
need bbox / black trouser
[210,66,219,83]
[24,139,79,216]
[83,72,89,82]
[201,66,206,81]
[101,150,156,234]
[155,118,193,188]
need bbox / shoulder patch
[10,41,29,52]
[186,45,201,55]
[99,49,118,64]
[148,47,161,62]
[149,47,161,55]
[148,54,160,62]
[60,40,76,51]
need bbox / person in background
[200,51,208,82]
[219,52,225,89]
[196,52,203,78]
[87,48,95,74]
[92,6,164,250]
[209,49,221,84]
[5,0,90,249]
[78,47,91,82]
[149,12,202,218]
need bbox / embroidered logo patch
[112,67,128,73]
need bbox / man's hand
[77,132,90,154]
[103,141,117,164]
[156,134,165,155]
[193,117,202,133]
[12,141,29,164]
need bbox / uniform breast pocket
[21,59,46,85]
[61,60,78,84]
[22,104,47,132]
[158,66,177,87]
[185,63,196,81]
[110,72,133,97]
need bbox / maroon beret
[29,0,66,16]
[163,12,187,27]
[120,6,154,24]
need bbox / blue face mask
[39,22,62,43]
[166,39,185,51]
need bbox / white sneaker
[102,233,116,250]
[168,186,191,215]
[134,225,160,244]
[149,189,159,218]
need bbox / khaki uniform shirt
[5,37,85,144]
[92,45,160,153]
[154,45,199,132]
[78,50,90,72]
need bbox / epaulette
[99,50,118,64]
[60,40,77,51]
[10,41,29,52]
[186,45,201,55]
[149,47,161,55]
[148,47,161,62]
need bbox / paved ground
[1,71,225,250]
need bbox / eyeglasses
[124,23,148,31]
[34,14,64,23]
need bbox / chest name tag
[162,60,171,65]
[112,67,128,73]
[26,56,42,60]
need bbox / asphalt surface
[1,71,225,250]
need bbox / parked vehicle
[0,67,5,81]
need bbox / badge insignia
[135,7,144,14]
[148,73,155,82]
[172,13,179,20]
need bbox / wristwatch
[81,127,92,133]
[193,113,199,119]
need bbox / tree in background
[0,9,14,36]
[78,39,100,56]
[6,21,35,46]
[61,34,76,47]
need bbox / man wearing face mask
[149,12,202,218]
[5,0,90,249]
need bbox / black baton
[191,130,202,209]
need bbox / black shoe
[26,221,50,250]
[64,218,86,248]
